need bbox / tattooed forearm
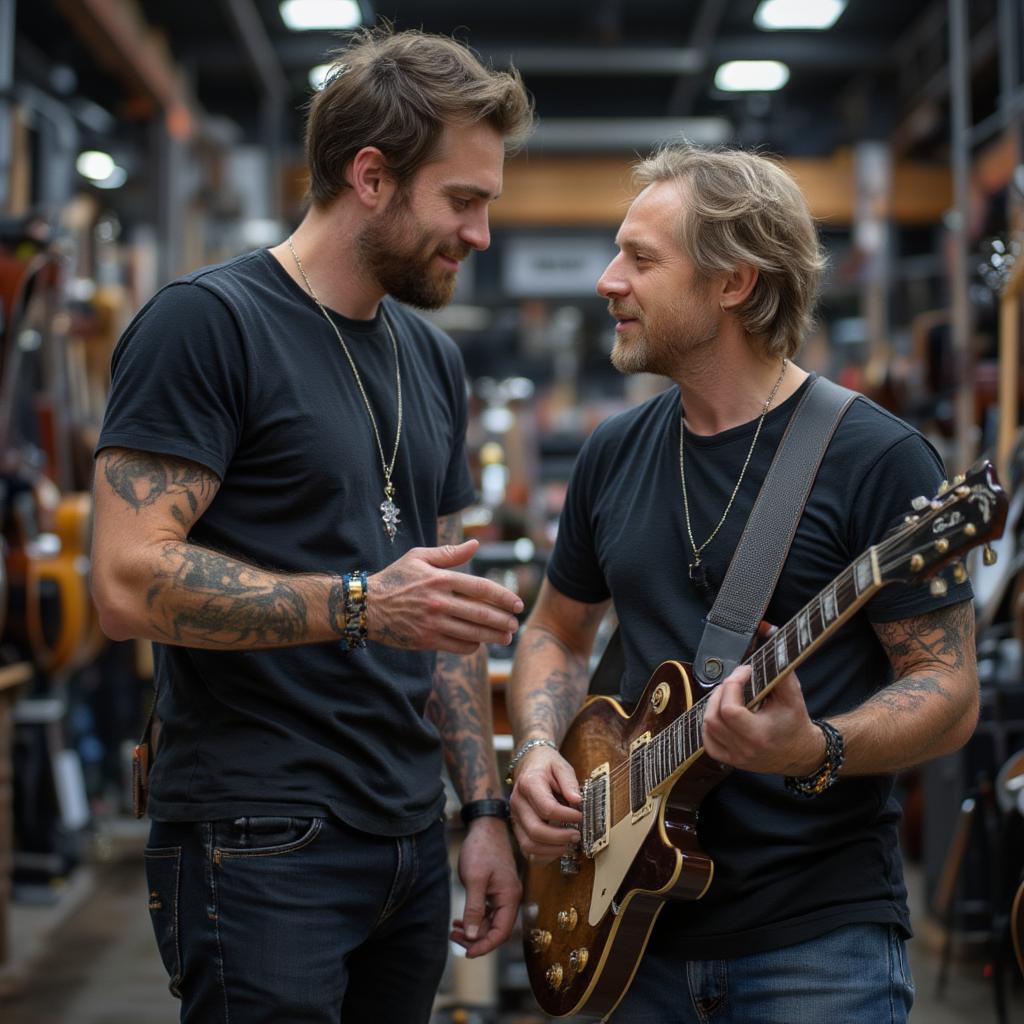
[511,627,589,743]
[101,450,219,530]
[147,542,310,646]
[429,646,497,800]
[864,672,956,719]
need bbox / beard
[609,301,717,376]
[356,196,469,310]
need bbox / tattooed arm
[427,513,520,958]
[506,579,610,859]
[702,599,979,778]
[92,448,522,652]
[832,600,979,773]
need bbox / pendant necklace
[679,359,787,594]
[288,236,403,542]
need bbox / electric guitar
[522,461,1007,1022]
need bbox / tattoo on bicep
[102,450,218,528]
[874,602,973,674]
[148,542,308,645]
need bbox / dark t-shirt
[547,374,973,958]
[97,249,475,835]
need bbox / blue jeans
[611,923,914,1023]
[144,814,450,1023]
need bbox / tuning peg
[952,562,968,584]
[930,578,949,597]
[955,485,971,498]
[983,546,998,566]
[937,479,950,495]
[911,496,930,511]
[953,474,966,486]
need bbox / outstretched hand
[367,539,523,654]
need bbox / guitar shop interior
[1,1,1024,1022]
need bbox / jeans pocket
[144,845,183,998]
[212,816,323,860]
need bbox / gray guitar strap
[589,375,858,697]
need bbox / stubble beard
[610,308,718,377]
[356,198,465,311]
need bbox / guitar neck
[643,548,884,795]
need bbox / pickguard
[588,794,662,926]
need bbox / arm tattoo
[148,542,309,645]
[428,647,496,799]
[102,450,218,529]
[427,511,497,798]
[873,601,973,674]
[519,630,588,743]
[869,601,975,721]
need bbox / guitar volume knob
[569,947,589,972]
[557,907,578,930]
[529,928,552,953]
[546,963,564,990]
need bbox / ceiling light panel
[714,61,790,92]
[754,0,846,31]
[280,0,361,31]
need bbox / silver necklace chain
[679,359,788,585]
[287,236,403,541]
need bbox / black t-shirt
[97,249,475,835]
[547,374,973,958]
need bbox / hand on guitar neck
[510,743,583,862]
[702,665,826,777]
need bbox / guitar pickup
[581,763,610,857]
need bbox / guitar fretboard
[628,551,879,811]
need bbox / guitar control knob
[930,578,948,597]
[557,907,578,931]
[546,964,564,990]
[984,546,998,566]
[952,562,968,584]
[529,929,552,953]
[569,947,589,972]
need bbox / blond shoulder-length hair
[634,145,826,360]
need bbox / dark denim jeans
[611,923,914,1023]
[144,814,450,1023]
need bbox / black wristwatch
[459,798,510,826]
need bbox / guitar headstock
[881,459,1007,591]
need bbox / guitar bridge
[581,763,610,857]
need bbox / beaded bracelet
[339,570,368,652]
[785,719,845,797]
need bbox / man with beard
[91,29,533,1023]
[505,145,978,1022]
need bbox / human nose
[460,208,491,252]
[597,254,627,299]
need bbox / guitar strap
[589,375,858,698]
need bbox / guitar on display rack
[521,460,1008,1022]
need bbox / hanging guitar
[521,460,1007,1022]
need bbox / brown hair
[634,144,826,359]
[305,28,534,207]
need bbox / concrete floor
[0,828,1021,1024]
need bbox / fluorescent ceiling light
[76,150,115,181]
[714,60,790,92]
[754,0,846,31]
[280,0,361,31]
[309,63,332,90]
